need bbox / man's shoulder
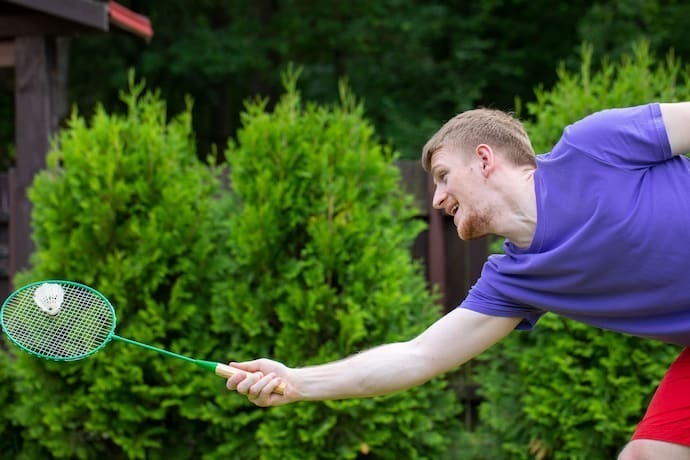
[546,103,667,167]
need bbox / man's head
[422,109,537,241]
[422,108,536,172]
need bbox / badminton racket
[0,280,285,394]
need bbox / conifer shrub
[0,71,463,459]
[0,351,22,458]
[2,79,232,459]
[471,42,690,459]
[206,70,462,459]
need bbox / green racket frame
[1,280,285,394]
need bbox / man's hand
[226,359,298,407]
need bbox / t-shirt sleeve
[560,103,673,168]
[460,274,544,330]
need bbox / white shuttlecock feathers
[34,283,65,316]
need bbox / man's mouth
[451,205,461,227]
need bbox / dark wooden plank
[11,35,52,277]
[0,13,97,38]
[51,37,69,131]
[0,277,8,297]
[7,168,17,292]
[426,175,447,308]
[5,0,108,31]
[443,220,489,311]
[0,40,14,67]
[395,159,428,215]
[0,173,8,222]
[0,171,9,297]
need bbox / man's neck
[494,168,537,248]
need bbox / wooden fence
[0,172,8,299]
[0,161,489,310]
[397,159,489,312]
[0,160,489,428]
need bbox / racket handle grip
[215,363,287,395]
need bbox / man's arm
[226,308,521,407]
[660,102,690,155]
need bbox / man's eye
[432,170,447,184]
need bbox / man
[227,102,690,459]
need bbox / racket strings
[2,284,115,360]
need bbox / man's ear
[475,144,495,176]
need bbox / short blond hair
[422,108,536,171]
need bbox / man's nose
[432,187,445,210]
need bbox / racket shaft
[112,335,286,395]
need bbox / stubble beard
[456,208,492,241]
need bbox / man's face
[429,146,493,240]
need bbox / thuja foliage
[207,69,461,459]
[472,42,690,459]
[2,78,232,459]
[0,72,461,459]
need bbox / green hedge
[3,78,235,459]
[207,70,461,459]
[472,42,689,459]
[1,72,463,458]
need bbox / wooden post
[10,35,58,281]
[1,0,150,292]
[427,173,447,307]
[0,173,9,299]
[0,40,14,68]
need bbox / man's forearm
[228,309,520,406]
[292,309,521,401]
[293,341,435,400]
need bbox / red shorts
[632,347,690,446]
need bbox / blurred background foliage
[1,72,461,459]
[3,0,690,458]
[0,0,676,163]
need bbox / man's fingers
[261,375,284,398]
[249,373,282,407]
[230,360,264,373]
[250,373,280,395]
[235,371,265,395]
[225,370,248,391]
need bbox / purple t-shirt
[461,103,690,346]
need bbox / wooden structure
[0,1,486,314]
[397,160,488,311]
[0,0,152,298]
[0,0,487,432]
[398,159,488,429]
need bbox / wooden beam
[0,13,97,38]
[10,36,51,276]
[0,172,10,299]
[5,0,108,31]
[0,41,13,68]
[395,159,428,215]
[427,174,447,307]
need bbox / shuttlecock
[34,283,65,316]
